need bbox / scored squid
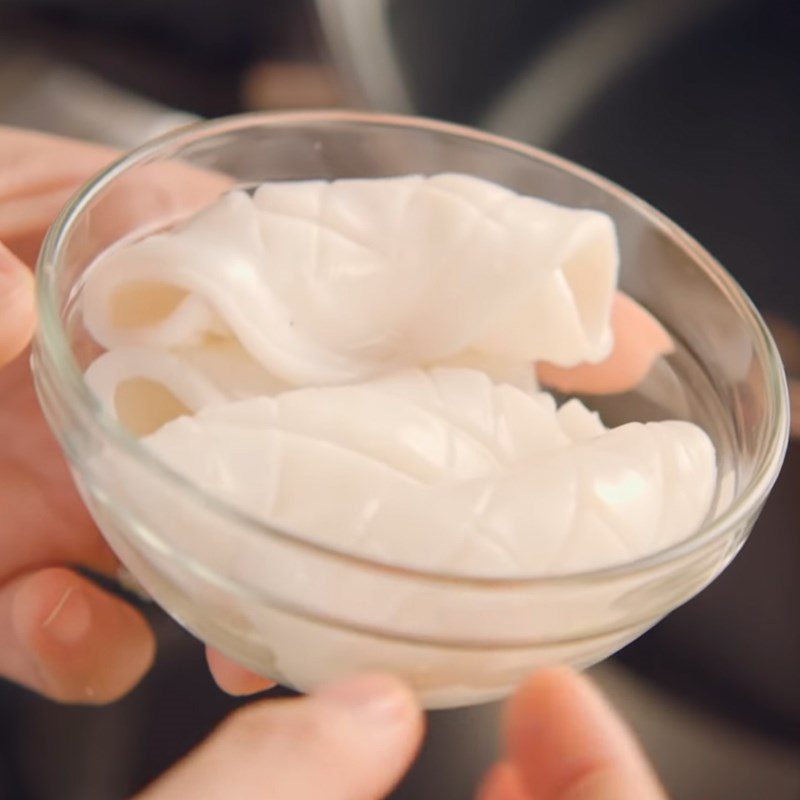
[79,173,712,577]
[82,173,636,388]
[132,368,716,575]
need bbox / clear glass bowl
[32,111,789,709]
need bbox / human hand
[129,667,665,800]
[0,126,272,702]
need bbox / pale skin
[0,127,668,798]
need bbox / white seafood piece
[85,346,224,436]
[556,398,607,440]
[450,419,715,573]
[83,174,617,386]
[367,368,570,460]
[425,349,539,393]
[82,192,365,386]
[85,342,287,435]
[176,339,290,399]
[142,368,716,574]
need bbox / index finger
[0,126,116,264]
[0,125,233,267]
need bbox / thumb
[0,241,35,366]
[135,673,424,800]
[499,667,667,800]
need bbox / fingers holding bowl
[205,645,277,696]
[502,668,667,800]
[136,673,424,800]
[0,565,155,703]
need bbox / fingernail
[42,586,92,646]
[315,674,413,723]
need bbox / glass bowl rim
[34,109,790,588]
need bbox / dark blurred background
[0,0,798,797]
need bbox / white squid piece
[138,368,716,575]
[82,174,618,387]
[85,342,288,435]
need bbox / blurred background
[0,0,798,797]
